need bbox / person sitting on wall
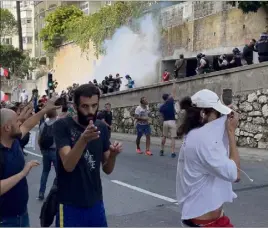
[229,48,242,68]
[162,69,170,82]
[125,75,135,89]
[196,53,210,75]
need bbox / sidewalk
[111,132,268,161]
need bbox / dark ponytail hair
[177,97,220,138]
[177,97,203,138]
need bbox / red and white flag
[0,67,9,77]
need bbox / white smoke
[92,14,161,90]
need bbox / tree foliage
[39,5,84,51]
[0,45,38,78]
[66,2,152,56]
[0,8,17,37]
[228,1,268,13]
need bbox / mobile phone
[222,89,233,106]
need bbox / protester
[229,48,242,68]
[176,89,240,227]
[174,54,186,78]
[0,98,60,227]
[255,32,268,63]
[126,75,135,89]
[53,83,122,227]
[97,103,113,139]
[242,39,257,65]
[135,97,152,156]
[196,53,210,75]
[218,54,229,70]
[159,81,177,158]
[162,69,170,82]
[37,109,58,200]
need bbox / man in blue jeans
[37,109,58,200]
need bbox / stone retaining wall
[111,88,268,149]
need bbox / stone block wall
[110,88,268,149]
[233,89,268,149]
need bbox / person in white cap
[176,89,240,227]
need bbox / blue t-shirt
[0,139,28,217]
[159,97,176,121]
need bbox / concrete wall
[100,62,268,108]
[160,2,267,60]
[51,42,100,92]
[99,62,268,149]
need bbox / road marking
[111,180,177,203]
[24,149,43,158]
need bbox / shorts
[136,124,151,137]
[55,201,107,227]
[163,120,177,138]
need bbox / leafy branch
[39,5,84,51]
[0,8,17,37]
[66,2,153,56]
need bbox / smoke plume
[92,14,161,90]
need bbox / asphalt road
[23,128,268,227]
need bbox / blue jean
[39,148,57,195]
[55,201,107,227]
[136,124,151,138]
[0,211,30,227]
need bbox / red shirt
[162,72,170,82]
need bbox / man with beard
[53,83,122,227]
[0,99,59,227]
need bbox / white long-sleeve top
[176,116,238,220]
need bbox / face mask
[77,109,97,126]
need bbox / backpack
[40,178,58,227]
[39,123,54,150]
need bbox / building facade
[1,1,34,57]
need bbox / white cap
[191,89,232,115]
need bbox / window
[22,37,33,44]
[105,1,112,6]
[2,38,12,45]
[27,19,31,23]
[27,37,33,44]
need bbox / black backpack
[39,123,54,150]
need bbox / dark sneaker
[160,150,164,156]
[37,192,44,201]
[171,153,176,158]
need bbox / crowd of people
[0,77,256,227]
[0,32,266,228]
[162,33,268,81]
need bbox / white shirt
[176,116,237,220]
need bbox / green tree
[0,44,38,79]
[66,1,153,56]
[228,1,268,13]
[0,8,17,37]
[39,5,84,51]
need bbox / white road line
[24,149,43,158]
[111,180,177,203]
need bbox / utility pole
[16,1,23,51]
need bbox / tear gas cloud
[92,14,161,90]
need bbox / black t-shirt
[53,117,110,208]
[97,111,112,130]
